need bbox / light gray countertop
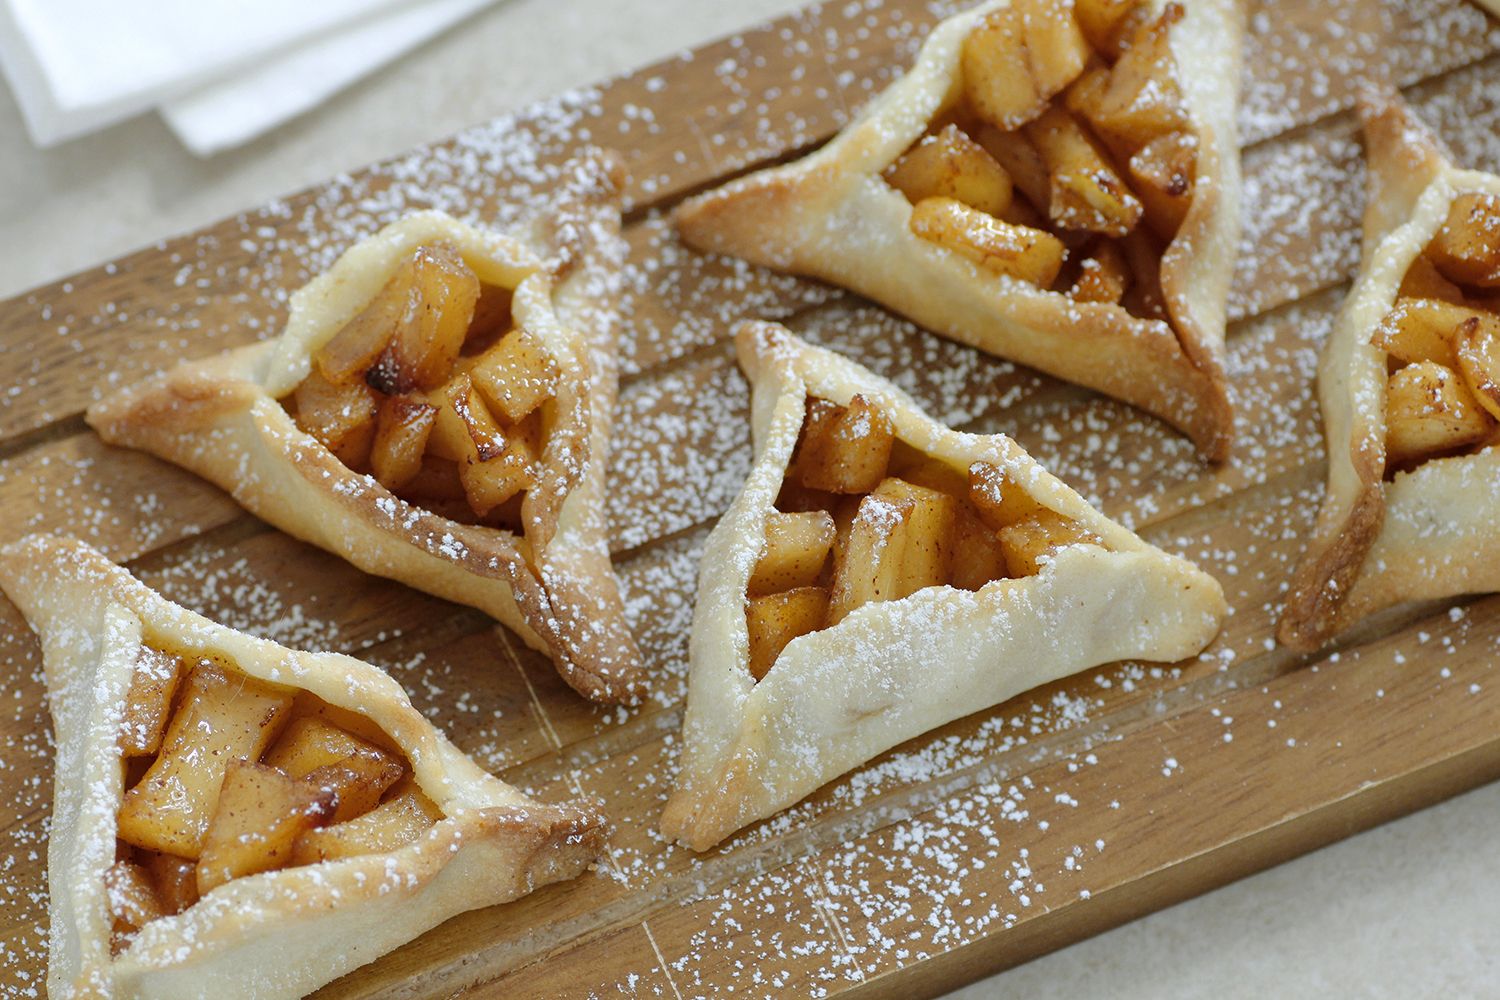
[2,1,1495,995]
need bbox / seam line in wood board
[500,628,564,751]
[808,879,866,985]
[641,920,686,1000]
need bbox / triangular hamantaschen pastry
[675,0,1244,459]
[0,533,608,1000]
[1281,90,1500,648]
[87,150,645,704]
[660,322,1227,850]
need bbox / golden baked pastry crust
[1279,90,1500,649]
[660,322,1227,851]
[1278,91,1500,650]
[86,151,646,704]
[675,0,1244,460]
[0,533,607,1000]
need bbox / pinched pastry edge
[1280,90,1500,649]
[86,151,647,704]
[675,0,1244,460]
[660,321,1227,851]
[0,533,608,1000]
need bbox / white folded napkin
[162,0,492,157]
[0,0,495,155]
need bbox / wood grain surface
[2,0,1500,996]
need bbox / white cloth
[0,0,494,155]
[162,0,492,156]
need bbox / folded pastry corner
[676,0,1243,460]
[660,321,1226,851]
[0,533,608,1000]
[1280,88,1500,649]
[87,149,647,704]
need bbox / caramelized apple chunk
[1370,298,1475,369]
[139,850,199,915]
[291,782,442,865]
[117,662,293,858]
[1455,313,1500,421]
[1083,5,1190,142]
[951,508,1011,590]
[1426,193,1500,289]
[963,0,1090,131]
[1128,130,1196,239]
[106,860,165,952]
[470,328,561,424]
[886,124,1014,218]
[1024,106,1143,236]
[796,395,896,494]
[997,509,1103,576]
[1069,240,1131,303]
[746,587,832,680]
[1385,360,1495,470]
[1073,0,1142,56]
[968,461,1046,529]
[750,510,837,596]
[872,477,958,595]
[370,395,438,492]
[1400,254,1465,303]
[366,243,481,395]
[910,197,1066,286]
[428,371,508,464]
[196,761,335,894]
[119,644,185,757]
[292,371,378,467]
[827,493,914,625]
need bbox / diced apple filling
[283,241,558,532]
[1373,196,1500,473]
[744,393,1104,681]
[886,0,1195,321]
[106,643,441,953]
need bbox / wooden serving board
[4,0,1500,995]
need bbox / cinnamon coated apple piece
[951,507,1011,590]
[117,663,293,858]
[963,0,1090,131]
[428,371,508,465]
[1400,255,1465,303]
[1128,130,1196,239]
[196,761,335,894]
[370,395,438,492]
[749,511,837,597]
[746,587,831,681]
[795,395,897,494]
[871,477,958,596]
[1370,298,1477,369]
[1384,360,1495,470]
[968,461,1045,528]
[291,781,442,865]
[827,493,914,624]
[1455,312,1500,421]
[1083,5,1190,143]
[997,509,1103,576]
[1073,0,1143,57]
[106,859,165,953]
[886,124,1015,218]
[119,644,185,757]
[139,850,199,915]
[1426,193,1500,289]
[909,197,1066,286]
[292,371,378,467]
[1024,106,1143,236]
[366,243,481,395]
[1069,240,1131,303]
[470,328,561,424]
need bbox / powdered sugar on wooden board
[3,1,1500,996]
